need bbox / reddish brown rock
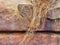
[0,33,59,45]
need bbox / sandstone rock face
[0,0,60,45]
[47,8,60,19]
[0,0,60,31]
[0,0,32,31]
[0,33,59,45]
[44,8,60,31]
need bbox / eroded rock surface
[0,33,59,45]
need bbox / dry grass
[20,0,56,45]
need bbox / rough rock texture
[44,8,60,31]
[0,4,31,31]
[0,33,59,45]
[45,19,60,31]
[0,0,60,45]
[0,0,32,31]
[18,4,33,21]
[47,8,60,19]
[0,0,60,31]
